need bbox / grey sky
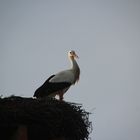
[0,0,140,140]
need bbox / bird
[33,50,80,101]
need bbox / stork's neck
[69,56,80,83]
[69,56,77,68]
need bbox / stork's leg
[59,92,64,101]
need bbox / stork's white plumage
[34,50,80,101]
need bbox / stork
[33,50,80,101]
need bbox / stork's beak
[74,53,79,59]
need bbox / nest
[0,96,91,140]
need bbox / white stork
[33,50,80,101]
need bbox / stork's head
[68,50,79,59]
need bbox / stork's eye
[69,50,75,55]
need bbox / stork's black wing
[33,75,71,98]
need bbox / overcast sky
[0,0,140,140]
